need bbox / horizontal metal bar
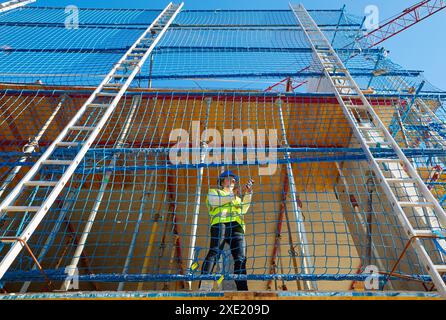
[148,70,424,80]
[87,104,109,108]
[398,202,434,207]
[413,230,440,237]
[2,270,438,283]
[23,181,58,187]
[2,206,40,212]
[2,89,444,101]
[56,142,82,147]
[0,21,363,30]
[41,160,73,165]
[435,265,446,273]
[155,47,383,54]
[2,146,445,159]
[69,126,96,131]
[386,178,417,183]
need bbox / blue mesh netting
[0,6,442,92]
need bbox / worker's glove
[244,179,254,194]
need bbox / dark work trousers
[201,221,248,291]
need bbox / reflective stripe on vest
[207,189,245,231]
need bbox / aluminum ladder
[291,3,446,297]
[0,0,35,13]
[0,2,183,281]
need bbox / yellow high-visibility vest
[206,188,250,231]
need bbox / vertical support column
[154,173,174,290]
[366,50,383,89]
[186,97,211,290]
[330,5,345,47]
[334,162,394,290]
[1,96,67,292]
[267,170,302,291]
[390,81,425,138]
[20,190,77,293]
[60,96,140,291]
[0,3,183,283]
[137,153,167,291]
[165,173,185,290]
[148,54,155,89]
[0,95,67,200]
[63,221,99,291]
[118,164,157,291]
[276,97,317,290]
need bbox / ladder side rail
[291,3,446,297]
[0,0,35,13]
[291,3,446,229]
[0,2,183,280]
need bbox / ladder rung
[347,105,368,110]
[0,237,22,243]
[87,104,109,108]
[336,85,356,89]
[42,160,73,165]
[132,48,148,51]
[116,67,136,72]
[56,142,81,147]
[121,60,138,65]
[398,201,434,208]
[118,62,138,67]
[358,126,380,131]
[128,53,144,57]
[96,92,118,97]
[375,158,401,163]
[70,126,95,131]
[386,178,417,184]
[366,141,392,145]
[413,229,439,237]
[434,265,446,273]
[111,74,129,78]
[3,206,41,212]
[24,181,58,187]
[103,83,123,87]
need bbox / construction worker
[200,170,253,291]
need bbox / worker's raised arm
[240,179,254,214]
[207,189,236,208]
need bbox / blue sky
[32,0,446,90]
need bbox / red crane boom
[357,0,446,49]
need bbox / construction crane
[355,0,446,50]
[266,0,446,92]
